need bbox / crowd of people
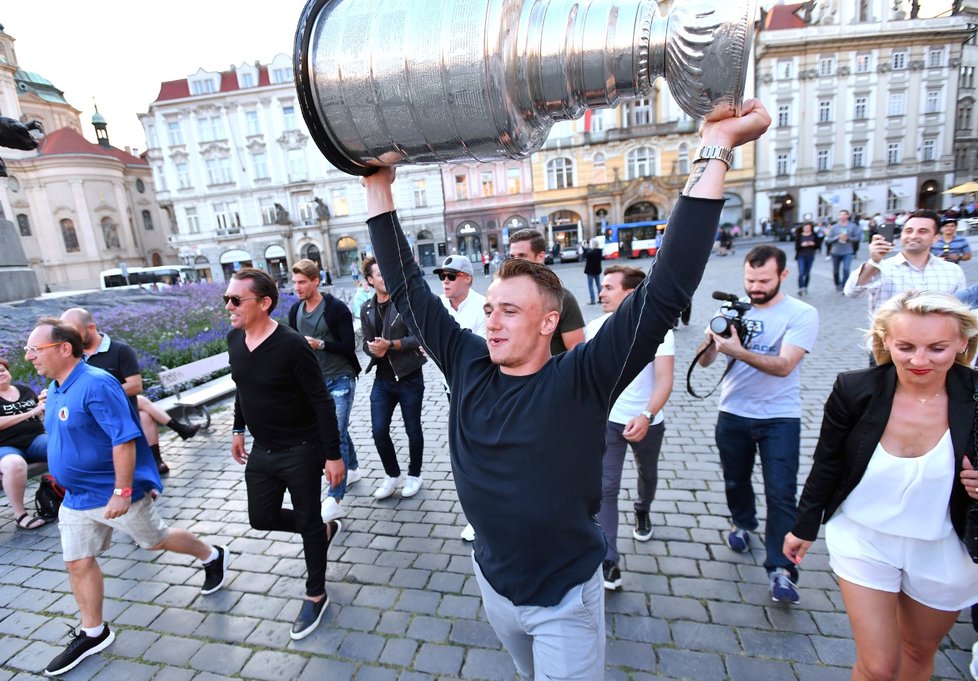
[5,97,978,680]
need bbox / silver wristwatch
[694,145,734,169]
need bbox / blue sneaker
[769,568,800,604]
[726,528,751,553]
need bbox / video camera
[708,291,753,346]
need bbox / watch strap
[641,410,655,423]
[695,145,734,169]
[113,487,133,498]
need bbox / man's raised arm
[583,100,771,404]
[362,168,482,378]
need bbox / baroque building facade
[140,54,444,282]
[0,24,173,292]
[754,0,971,227]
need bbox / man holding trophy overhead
[295,0,764,675]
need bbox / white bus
[100,266,196,290]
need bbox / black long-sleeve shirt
[229,323,340,461]
[367,195,722,606]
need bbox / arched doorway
[918,179,941,211]
[150,252,163,266]
[624,201,659,223]
[266,245,289,285]
[456,221,482,260]
[416,229,436,268]
[770,193,796,232]
[301,243,322,268]
[548,210,583,258]
[194,255,213,283]
[720,193,744,231]
[220,248,253,280]
[335,237,358,271]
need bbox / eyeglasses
[223,295,261,307]
[24,342,61,355]
[437,272,459,282]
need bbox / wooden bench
[156,352,236,430]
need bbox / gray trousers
[597,420,665,563]
[472,556,605,680]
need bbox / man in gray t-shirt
[826,209,861,291]
[289,259,362,522]
[696,245,818,605]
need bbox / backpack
[35,474,66,519]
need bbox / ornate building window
[16,213,31,237]
[61,219,80,252]
[546,158,575,189]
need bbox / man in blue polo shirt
[25,318,228,678]
[930,216,972,264]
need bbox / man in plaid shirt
[844,208,965,317]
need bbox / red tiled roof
[155,79,190,102]
[154,65,276,102]
[762,3,807,30]
[37,127,147,166]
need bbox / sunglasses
[24,342,62,355]
[437,272,460,282]
[223,295,261,307]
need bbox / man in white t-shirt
[435,255,486,338]
[585,265,674,591]
[696,245,818,605]
[434,254,486,542]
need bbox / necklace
[903,389,944,406]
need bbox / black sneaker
[201,545,229,595]
[633,510,653,542]
[44,625,115,676]
[325,519,342,552]
[291,594,329,640]
[602,559,622,590]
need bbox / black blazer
[792,362,976,542]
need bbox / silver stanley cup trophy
[295,0,757,176]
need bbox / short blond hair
[291,259,320,281]
[869,290,978,365]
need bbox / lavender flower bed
[0,283,297,400]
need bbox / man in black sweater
[225,268,344,641]
[360,101,771,678]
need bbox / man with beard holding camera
[696,245,818,604]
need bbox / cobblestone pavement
[2,242,978,680]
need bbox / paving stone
[656,648,725,680]
[607,639,656,671]
[379,637,419,666]
[188,642,252,675]
[739,628,820,664]
[337,630,387,661]
[142,635,204,666]
[407,616,452,642]
[107,628,159,658]
[193,613,259,643]
[724,654,795,681]
[296,657,355,681]
[238,650,308,680]
[90,659,159,681]
[670,621,741,654]
[414,642,465,675]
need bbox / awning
[888,188,909,198]
[220,249,251,264]
[854,190,873,202]
[265,245,286,259]
[819,192,837,204]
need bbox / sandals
[15,513,45,530]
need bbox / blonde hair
[869,290,978,365]
[291,259,320,281]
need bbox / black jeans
[244,441,326,598]
[370,371,425,477]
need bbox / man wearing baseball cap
[931,216,972,264]
[434,255,486,338]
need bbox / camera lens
[709,316,729,336]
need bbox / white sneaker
[970,641,978,681]
[460,523,475,541]
[402,475,424,498]
[321,497,346,522]
[373,475,404,500]
[345,468,362,487]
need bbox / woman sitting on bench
[0,357,48,529]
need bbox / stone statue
[314,196,330,220]
[101,219,121,249]
[274,202,292,226]
[0,117,43,178]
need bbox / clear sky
[2,0,956,154]
[3,0,308,152]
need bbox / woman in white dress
[784,290,978,681]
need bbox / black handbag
[964,372,978,563]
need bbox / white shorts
[825,512,978,612]
[58,497,169,562]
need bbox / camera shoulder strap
[685,328,757,400]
